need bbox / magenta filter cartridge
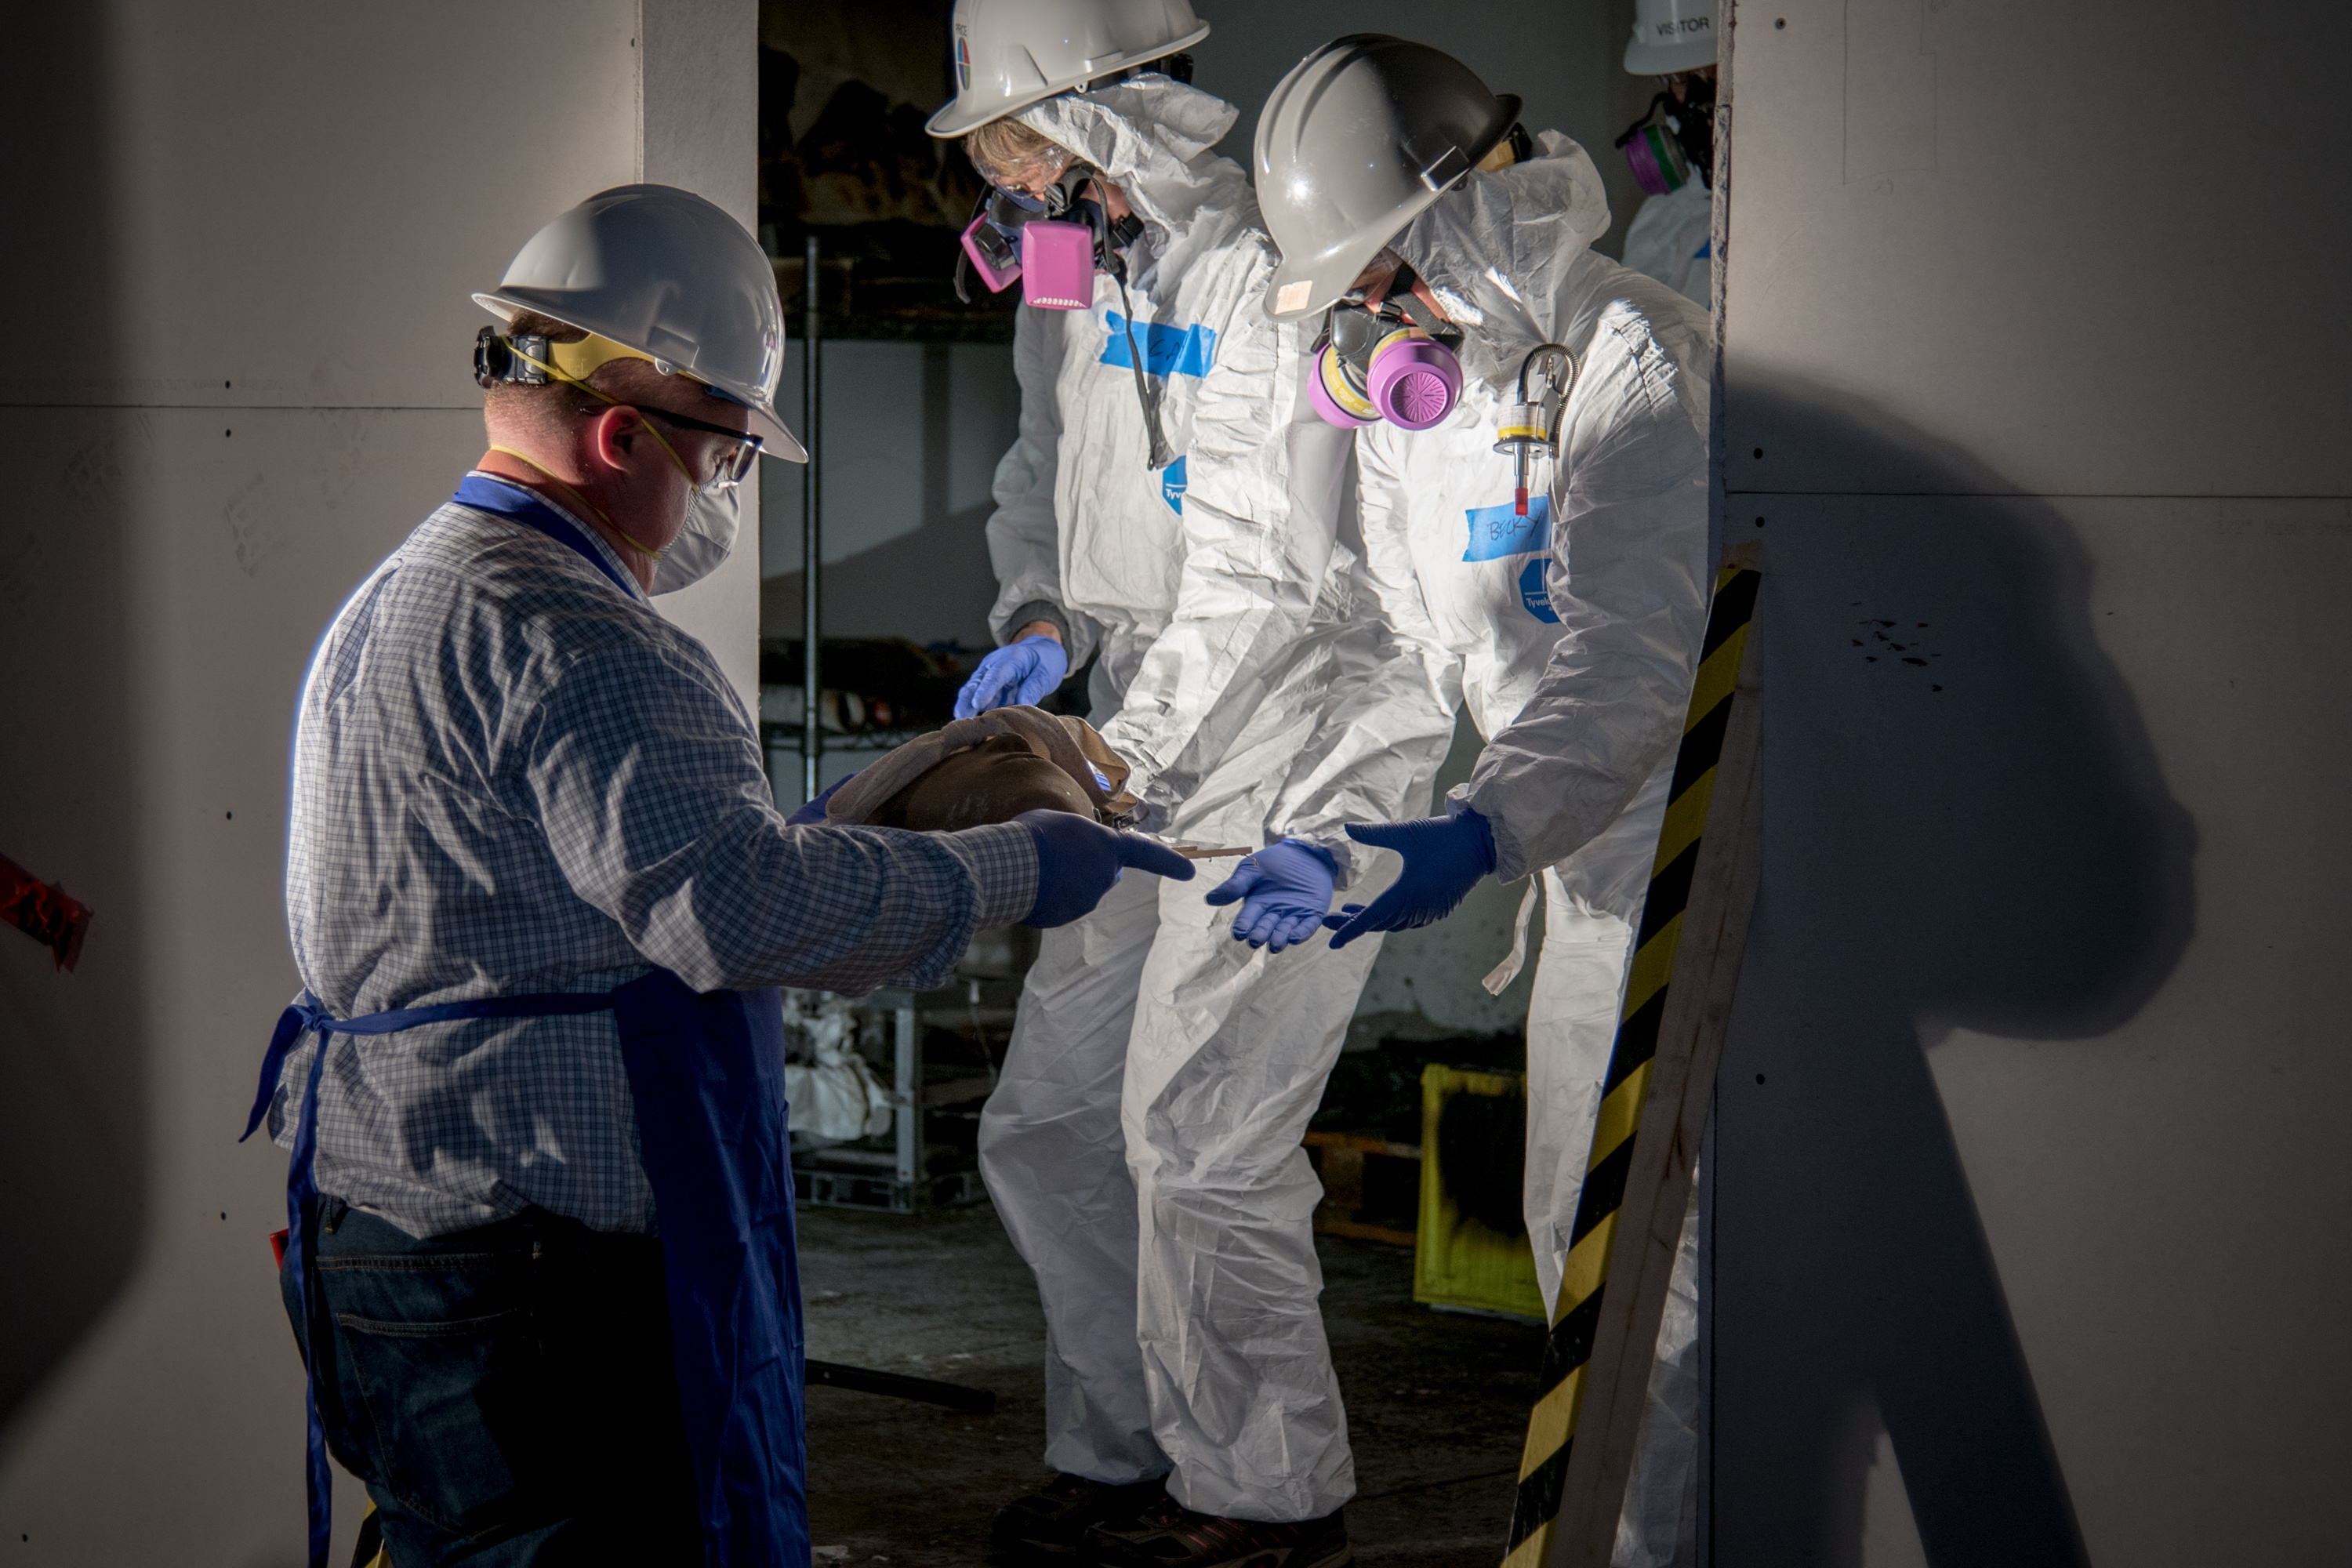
[960,213,1022,294]
[1019,221,1096,311]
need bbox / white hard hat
[926,0,1210,139]
[474,184,804,463]
[1624,0,1718,74]
[1255,35,1520,322]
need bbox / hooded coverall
[1266,133,1715,1565]
[975,78,1430,1523]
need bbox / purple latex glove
[1018,809,1195,928]
[954,634,1069,717]
[786,771,858,826]
[1204,839,1338,953]
[1322,806,1497,949]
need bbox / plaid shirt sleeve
[522,641,1038,995]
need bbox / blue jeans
[281,1201,700,1565]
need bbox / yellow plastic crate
[1414,1062,1545,1321]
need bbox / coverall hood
[1014,77,1246,278]
[1389,132,1614,391]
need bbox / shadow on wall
[1713,379,2196,1568]
[0,8,148,1436]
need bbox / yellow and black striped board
[1501,550,1762,1568]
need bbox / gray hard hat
[1255,35,1520,322]
[927,0,1210,139]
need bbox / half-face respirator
[1614,71,1715,197]
[956,160,1143,313]
[1308,263,1465,432]
[955,153,1173,469]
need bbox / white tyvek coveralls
[1266,135,1712,1563]
[1621,178,1714,308]
[974,79,1432,1523]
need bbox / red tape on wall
[2,853,92,971]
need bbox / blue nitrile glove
[1204,839,1338,953]
[1018,808,1195,928]
[1321,805,1497,949]
[954,634,1069,717]
[786,771,858,825]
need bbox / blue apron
[244,474,808,1567]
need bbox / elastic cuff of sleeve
[1291,834,1356,888]
[1003,600,1071,650]
[941,820,1042,929]
[1449,785,1528,883]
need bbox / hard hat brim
[475,288,809,465]
[923,22,1211,140]
[1263,222,1419,325]
[1624,34,1716,74]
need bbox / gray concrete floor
[799,1198,1544,1566]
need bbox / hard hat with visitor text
[1255,35,1520,321]
[1624,0,1718,75]
[926,0,1210,138]
[473,183,805,463]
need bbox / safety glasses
[636,405,764,487]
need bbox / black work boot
[1087,1500,1351,1568]
[989,1472,1171,1560]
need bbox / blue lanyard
[452,472,637,597]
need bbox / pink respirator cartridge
[958,215,1097,313]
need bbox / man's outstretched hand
[1018,810,1195,928]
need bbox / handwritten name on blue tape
[1101,314,1218,379]
[1463,494,1552,562]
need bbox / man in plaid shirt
[256,185,1189,1568]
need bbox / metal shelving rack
[792,975,1022,1214]
[769,242,1025,1216]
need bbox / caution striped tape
[1501,557,1760,1568]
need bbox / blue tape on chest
[1463,494,1552,561]
[1101,314,1218,378]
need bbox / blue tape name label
[1463,493,1552,562]
[1101,314,1218,379]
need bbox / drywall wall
[0,5,759,1563]
[1711,1,2352,1563]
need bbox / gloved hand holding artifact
[953,633,1069,717]
[792,705,1188,926]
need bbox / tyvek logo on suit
[1519,558,1559,622]
[1160,456,1186,514]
